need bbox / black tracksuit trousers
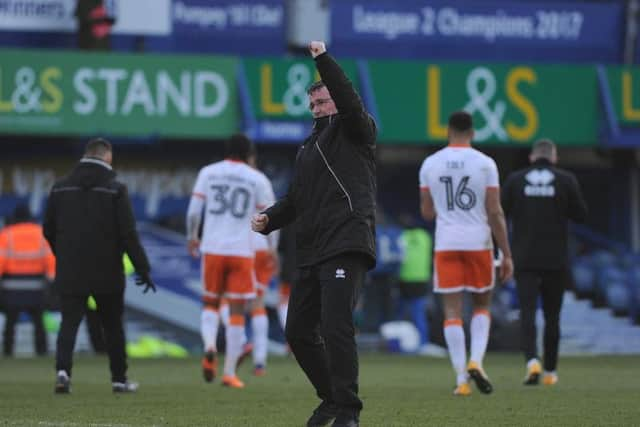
[3,305,47,356]
[515,270,566,372]
[56,292,127,382]
[285,253,366,415]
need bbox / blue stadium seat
[129,195,148,221]
[634,283,640,324]
[156,197,189,221]
[606,282,631,316]
[620,253,639,269]
[0,195,29,221]
[591,250,618,269]
[572,258,596,297]
[596,264,626,307]
[628,269,640,324]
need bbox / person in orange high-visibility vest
[0,204,55,356]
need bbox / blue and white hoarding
[331,0,625,63]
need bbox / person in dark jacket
[252,41,376,427]
[43,138,155,394]
[502,139,587,386]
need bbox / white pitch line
[34,422,160,427]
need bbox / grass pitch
[0,353,638,426]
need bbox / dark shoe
[54,371,71,394]
[331,412,359,427]
[467,361,493,394]
[112,381,139,393]
[236,342,253,370]
[306,401,339,427]
[202,351,218,383]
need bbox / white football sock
[219,303,230,328]
[444,320,467,386]
[223,322,246,377]
[470,311,491,366]
[200,309,219,353]
[251,312,269,367]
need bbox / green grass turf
[0,353,638,426]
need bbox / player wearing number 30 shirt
[419,111,513,397]
[186,134,275,389]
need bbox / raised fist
[308,41,327,58]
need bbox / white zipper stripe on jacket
[314,140,354,212]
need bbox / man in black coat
[502,139,587,386]
[252,41,376,427]
[43,138,155,394]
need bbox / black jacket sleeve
[115,184,150,273]
[314,53,376,143]
[42,191,57,255]
[262,183,297,234]
[567,173,588,223]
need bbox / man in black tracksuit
[501,139,587,386]
[252,41,376,427]
[43,138,156,394]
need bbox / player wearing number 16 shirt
[419,111,513,396]
[186,134,276,389]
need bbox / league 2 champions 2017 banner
[367,61,598,145]
[331,0,625,63]
[0,49,237,138]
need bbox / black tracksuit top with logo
[501,159,587,271]
[260,53,377,270]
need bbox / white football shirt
[253,232,269,251]
[190,160,275,257]
[419,146,499,251]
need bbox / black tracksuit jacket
[501,159,588,271]
[261,53,377,270]
[43,159,150,295]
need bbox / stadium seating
[629,267,640,325]
[596,264,625,308]
[606,282,631,316]
[570,244,640,324]
[573,256,597,298]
